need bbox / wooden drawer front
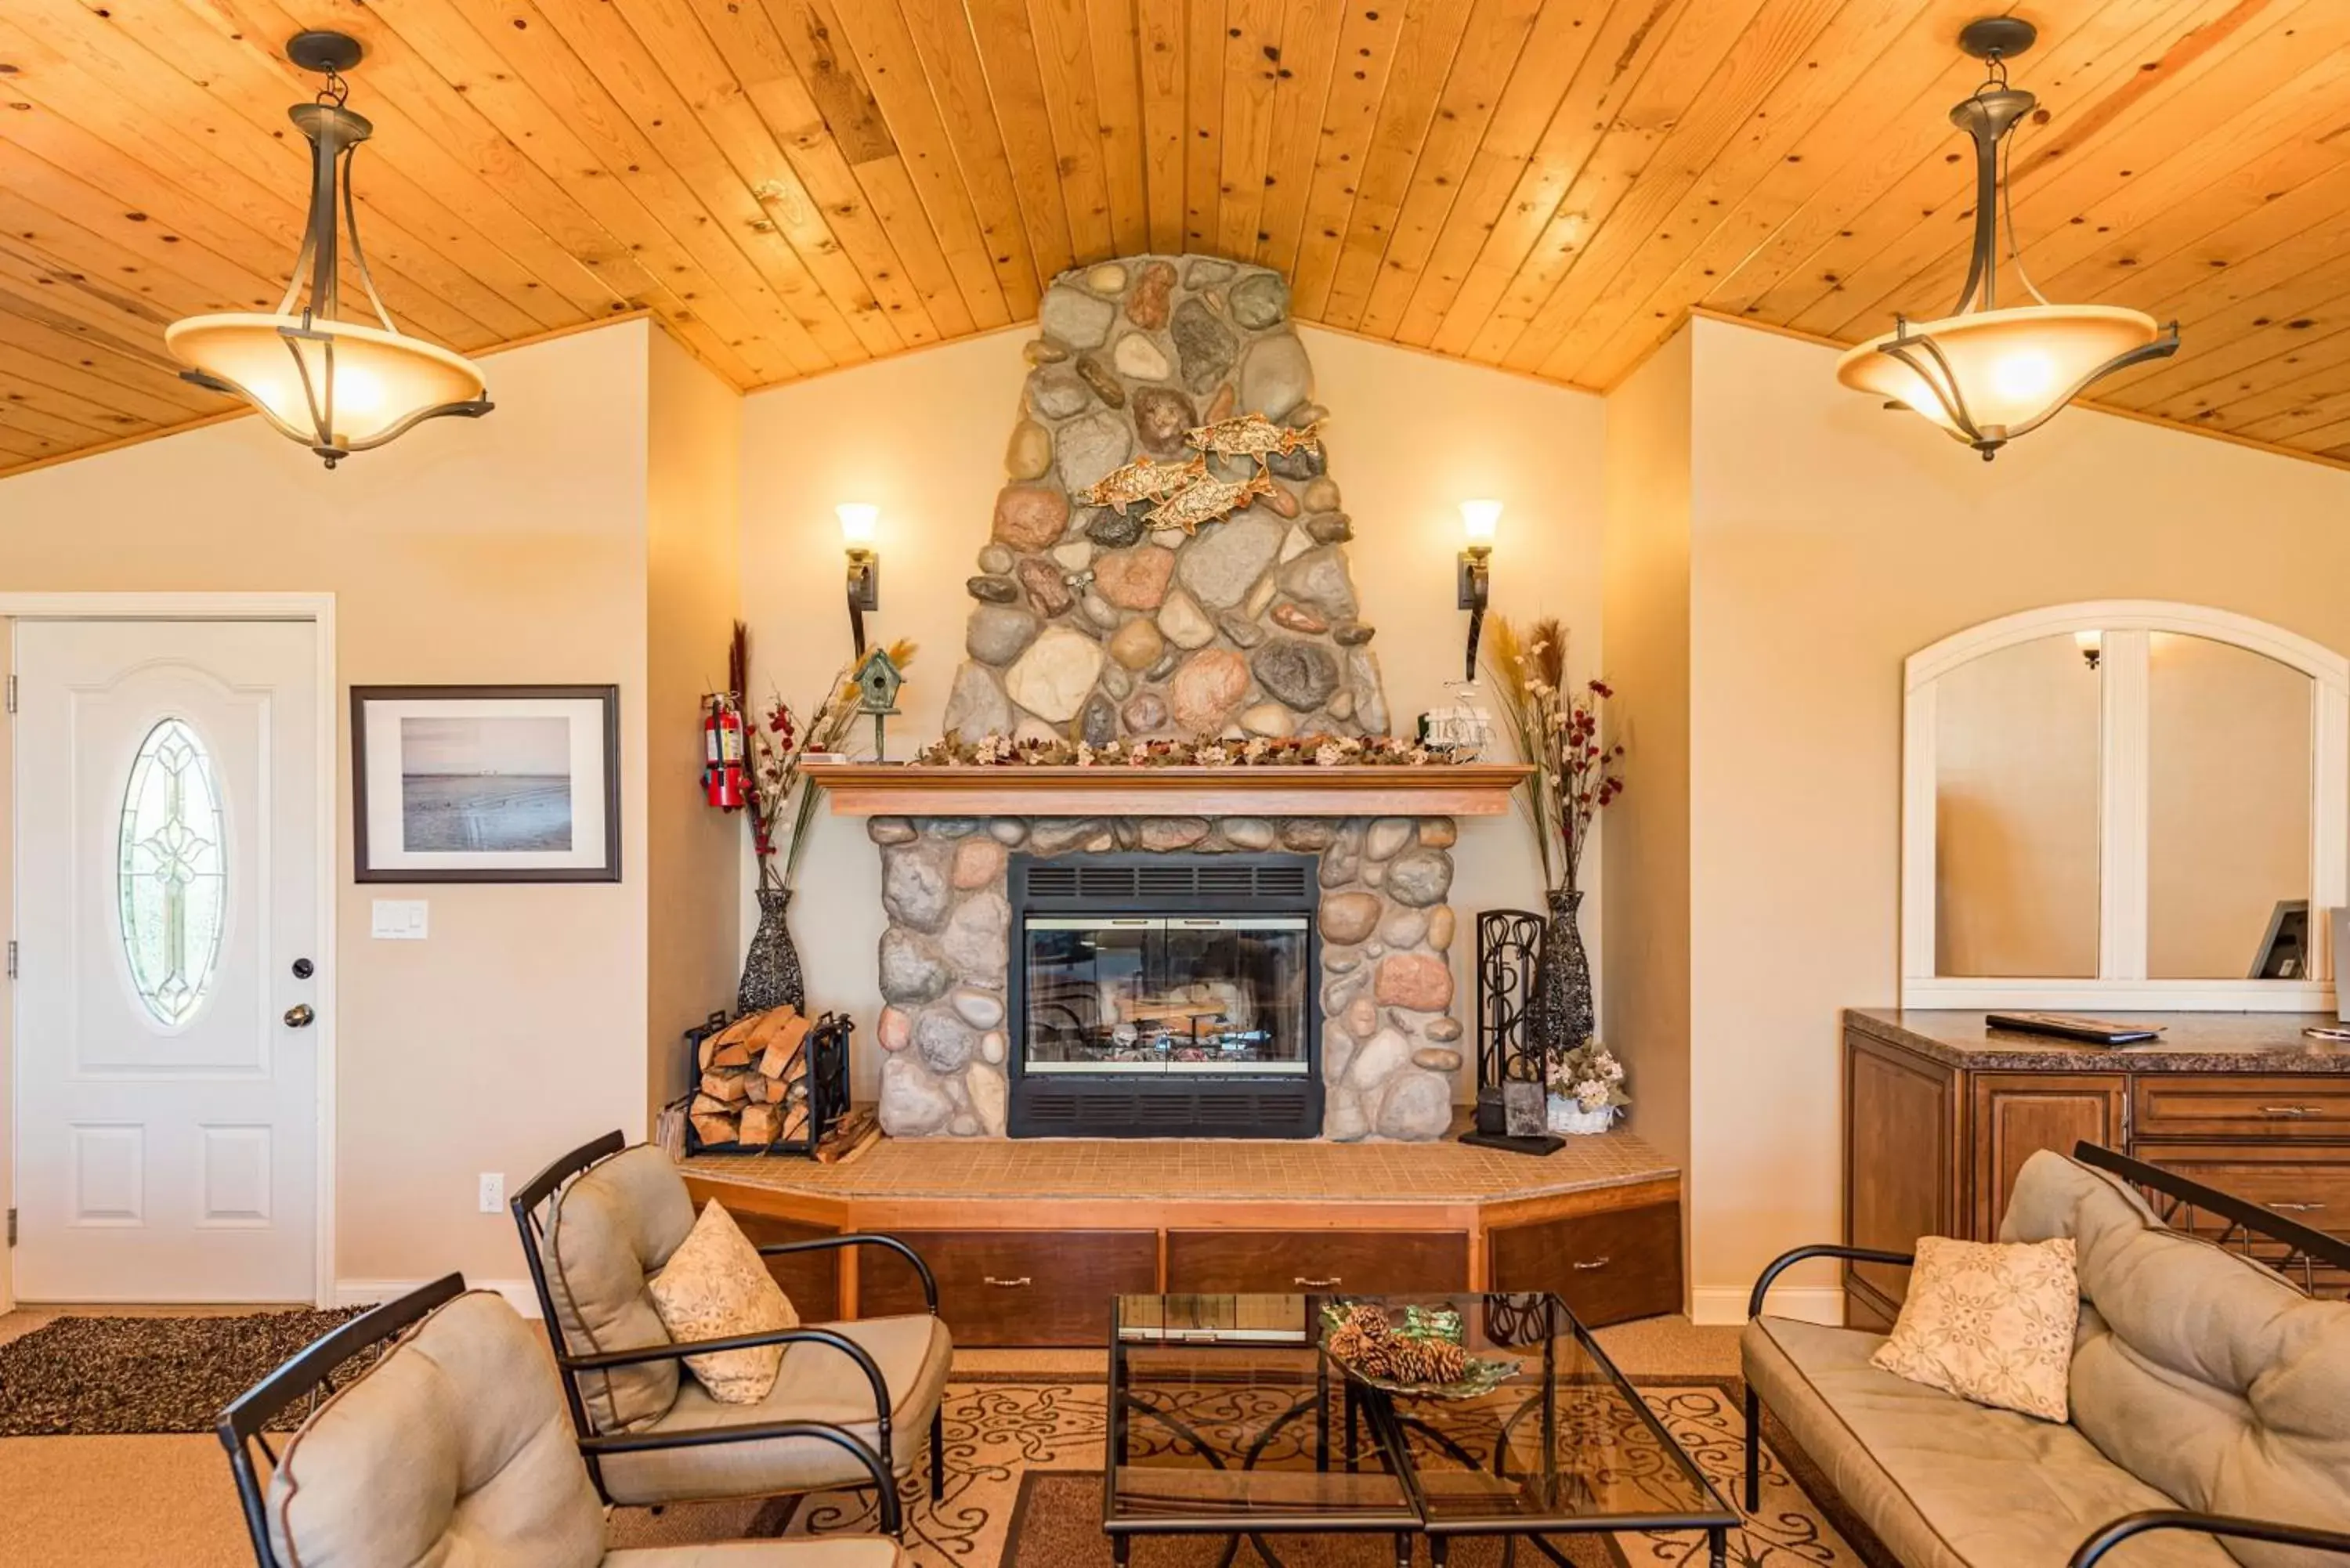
[723,1210,846,1319]
[859,1229,1158,1347]
[2133,1146,2350,1245]
[1165,1230,1468,1295]
[1972,1074,2128,1240]
[2135,1077,2350,1140]
[1486,1201,1683,1328]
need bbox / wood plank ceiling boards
[3,0,2347,475]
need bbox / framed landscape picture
[352,685,620,883]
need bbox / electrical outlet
[478,1172,504,1214]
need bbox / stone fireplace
[870,812,1461,1141]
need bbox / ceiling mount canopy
[165,34,492,469]
[1836,17,2180,460]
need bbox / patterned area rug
[637,1375,1863,1568]
[0,1309,368,1436]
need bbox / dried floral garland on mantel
[911,731,1472,768]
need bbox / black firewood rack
[678,1008,855,1158]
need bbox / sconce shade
[837,503,880,547]
[166,314,488,454]
[1460,499,1502,544]
[1835,305,2169,446]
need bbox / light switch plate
[371,899,428,940]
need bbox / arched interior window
[1904,604,2347,1010]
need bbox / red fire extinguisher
[702,694,748,810]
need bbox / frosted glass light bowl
[1835,305,2167,443]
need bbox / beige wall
[1600,332,1694,1183]
[645,332,747,1112]
[0,323,671,1295]
[1674,316,2350,1317]
[736,325,1607,1101]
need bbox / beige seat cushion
[649,1200,799,1404]
[605,1540,907,1568]
[544,1143,700,1434]
[1743,1313,2233,1568]
[596,1313,954,1506]
[2001,1151,2350,1568]
[1870,1235,2080,1421]
[269,1290,607,1568]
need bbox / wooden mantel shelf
[811,762,1531,818]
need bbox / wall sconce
[2074,628,2102,670]
[1458,500,1501,681]
[837,503,880,655]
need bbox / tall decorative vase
[737,885,807,1016]
[1528,887,1594,1063]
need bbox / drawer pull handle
[2270,1201,2327,1212]
[982,1275,1032,1288]
[2260,1106,2321,1117]
[1292,1276,1343,1288]
[1572,1257,1611,1271]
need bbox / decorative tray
[1318,1301,1518,1400]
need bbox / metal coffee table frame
[1104,1292,1736,1568]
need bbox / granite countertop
[1847,1007,2350,1074]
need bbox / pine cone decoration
[1388,1335,1468,1385]
[1327,1304,1401,1377]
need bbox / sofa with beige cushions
[1742,1148,2350,1568]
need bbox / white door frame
[3,592,338,1308]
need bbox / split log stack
[689,1005,815,1149]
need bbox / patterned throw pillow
[645,1200,797,1404]
[1870,1235,2080,1422]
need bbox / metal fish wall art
[1145,468,1277,535]
[1185,413,1324,460]
[1076,453,1207,514]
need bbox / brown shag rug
[0,1309,369,1436]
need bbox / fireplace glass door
[1022,916,1309,1075]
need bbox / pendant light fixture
[166,33,491,468]
[1835,18,2178,460]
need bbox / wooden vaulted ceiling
[5,0,2350,479]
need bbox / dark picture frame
[2250,898,2310,981]
[352,685,620,883]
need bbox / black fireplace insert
[1006,851,1321,1138]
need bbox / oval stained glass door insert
[117,718,227,1025]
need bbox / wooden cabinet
[1164,1230,1468,1295]
[1843,1011,2350,1328]
[1487,1201,1683,1328]
[1970,1074,2128,1239]
[859,1228,1157,1346]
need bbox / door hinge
[4,674,14,714]
[5,1209,15,1248]
[4,940,13,980]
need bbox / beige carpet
[0,1319,1762,1568]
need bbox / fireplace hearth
[1007,852,1319,1138]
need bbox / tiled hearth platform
[683,1125,1683,1344]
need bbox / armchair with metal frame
[512,1131,950,1525]
[1739,1142,2350,1566]
[219,1273,906,1568]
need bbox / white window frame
[1903,600,2347,1011]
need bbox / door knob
[284,1003,315,1029]
[291,958,315,979]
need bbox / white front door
[13,620,321,1302]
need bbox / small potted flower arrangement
[1546,1039,1629,1135]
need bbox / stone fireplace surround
[870,811,1462,1141]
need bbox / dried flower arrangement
[913,731,1466,768]
[1484,616,1623,896]
[731,621,919,892]
[1549,1039,1631,1114]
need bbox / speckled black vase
[736,886,807,1015]
[1528,887,1594,1064]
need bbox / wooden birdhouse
[852,646,904,756]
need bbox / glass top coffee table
[1105,1292,1735,1568]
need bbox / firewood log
[700,1071,750,1103]
[780,1104,810,1143]
[737,1101,783,1146]
[758,1012,815,1078]
[691,1092,732,1117]
[690,1112,739,1146]
[709,1041,754,1069]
